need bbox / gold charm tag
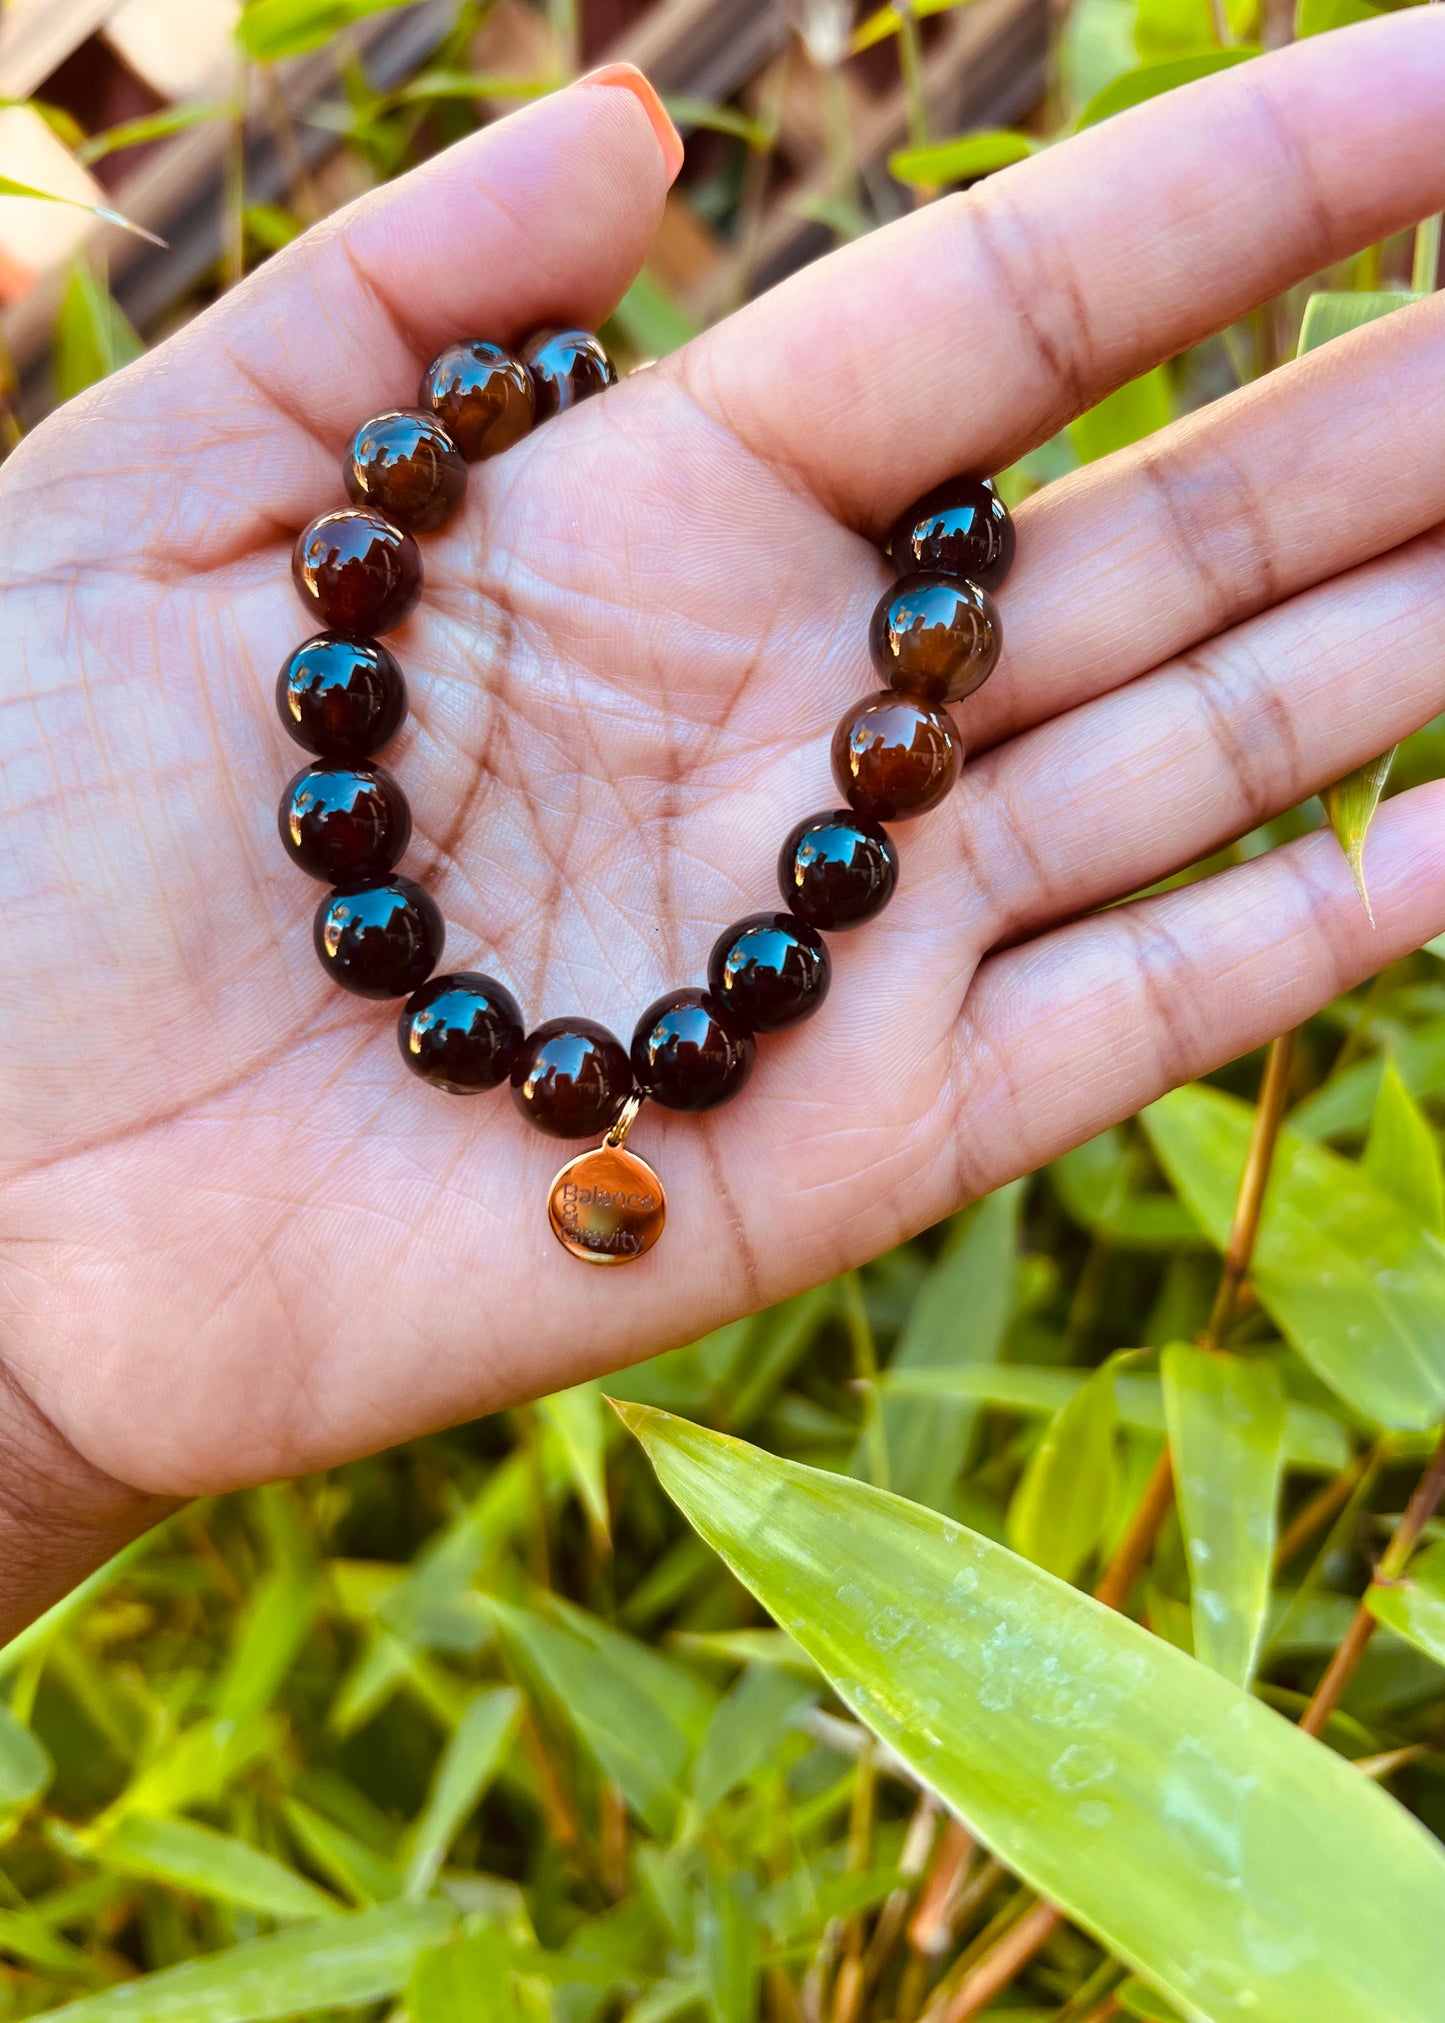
[548,1096,665,1265]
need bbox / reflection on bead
[779,810,899,931]
[276,635,406,761]
[523,329,617,422]
[631,989,755,1111]
[888,477,1015,590]
[293,509,422,636]
[869,573,1000,705]
[831,692,963,825]
[314,877,443,999]
[398,972,524,1092]
[512,1017,633,1137]
[280,763,411,883]
[707,913,831,1033]
[344,411,467,534]
[418,340,535,461]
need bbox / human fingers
[942,522,1445,948]
[945,781,1445,1204]
[686,12,1445,527]
[3,69,679,563]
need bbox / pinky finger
[954,782,1445,1193]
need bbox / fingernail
[577,63,685,185]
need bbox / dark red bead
[279,763,411,884]
[276,635,406,761]
[292,509,421,636]
[314,878,443,999]
[398,972,524,1093]
[631,989,754,1112]
[344,410,467,534]
[888,478,1015,591]
[869,573,1000,705]
[511,1018,633,1138]
[523,329,617,422]
[707,913,831,1034]
[831,692,963,824]
[779,811,899,931]
[419,340,535,461]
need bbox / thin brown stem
[1093,1445,1174,1613]
[1300,1426,1445,1737]
[939,1901,1062,2023]
[1274,1453,1369,1573]
[1202,1031,1295,1349]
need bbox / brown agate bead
[276,635,406,760]
[399,972,524,1093]
[314,878,443,999]
[889,477,1015,590]
[292,509,421,636]
[631,989,754,1112]
[280,762,411,883]
[707,913,831,1033]
[523,329,617,422]
[419,340,535,462]
[832,692,963,825]
[344,411,467,534]
[870,573,1000,705]
[512,1017,633,1138]
[779,810,899,931]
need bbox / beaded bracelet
[276,326,1014,1266]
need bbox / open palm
[4,24,1445,1556]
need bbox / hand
[3,25,1445,1621]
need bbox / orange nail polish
[577,62,684,185]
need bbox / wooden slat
[0,0,121,101]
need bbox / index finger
[684,12,1445,525]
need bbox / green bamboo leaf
[662,95,772,146]
[689,1664,815,1819]
[282,1797,403,1907]
[539,1382,611,1542]
[608,270,699,360]
[881,1181,1021,1508]
[1297,292,1421,356]
[54,263,144,402]
[100,1716,277,1826]
[1162,1346,1285,1686]
[1119,1980,1187,2021]
[700,1863,758,2023]
[1143,1084,1445,1428]
[1365,1539,1445,1667]
[1291,1019,1445,1142]
[1364,1057,1445,1233]
[214,1565,318,1727]
[1076,49,1259,128]
[30,1901,454,2020]
[87,1814,342,1922]
[78,101,234,164]
[1295,0,1383,30]
[1007,1358,1120,1582]
[618,1402,1445,2023]
[409,1924,515,2023]
[851,0,982,53]
[0,1700,52,1808]
[882,1364,1348,1474]
[0,1906,95,1977]
[888,129,1033,187]
[0,175,164,247]
[402,1686,521,1899]
[236,0,424,58]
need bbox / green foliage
[888,130,1034,186]
[620,1403,1445,2023]
[54,264,143,402]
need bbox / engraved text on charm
[548,1143,666,1264]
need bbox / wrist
[0,1361,176,1648]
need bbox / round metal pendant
[548,1143,666,1265]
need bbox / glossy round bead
[398,972,524,1093]
[344,410,467,534]
[779,810,899,931]
[276,634,406,760]
[631,989,755,1112]
[313,877,443,1000]
[418,340,535,462]
[511,1018,633,1138]
[869,572,1000,705]
[292,509,422,636]
[279,762,411,883]
[888,477,1015,591]
[831,692,963,825]
[523,329,617,422]
[707,913,831,1034]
